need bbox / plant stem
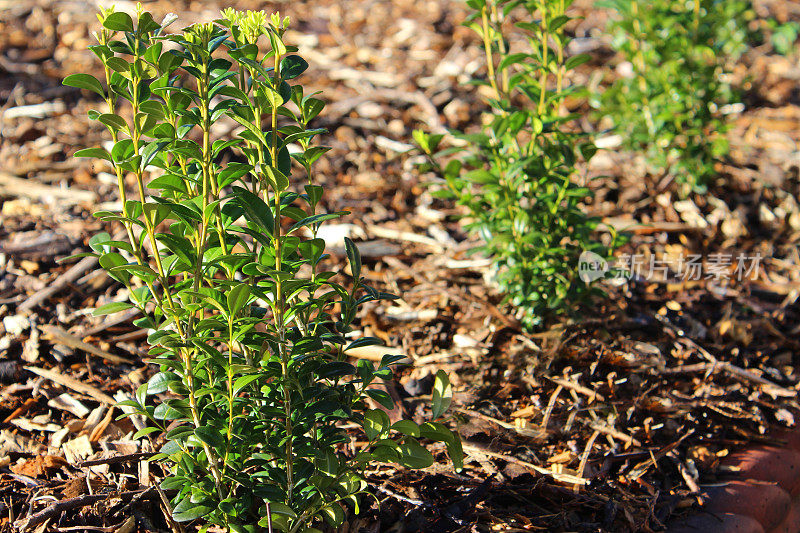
[224,316,235,480]
[185,38,225,499]
[555,2,565,103]
[630,1,655,134]
[490,1,509,95]
[99,30,169,323]
[480,6,499,100]
[537,0,549,115]
[128,42,177,315]
[268,48,295,507]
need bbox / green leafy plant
[767,19,800,55]
[415,0,620,330]
[597,0,754,193]
[65,6,461,532]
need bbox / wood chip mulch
[1,0,799,531]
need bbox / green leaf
[165,425,193,440]
[379,353,408,367]
[106,56,130,74]
[497,52,530,72]
[217,163,253,189]
[268,502,297,519]
[412,129,430,152]
[287,212,346,234]
[281,54,308,79]
[88,44,113,62]
[98,253,130,284]
[371,440,400,463]
[153,402,185,421]
[141,141,169,169]
[318,361,356,379]
[132,426,159,440]
[283,127,326,145]
[63,73,105,97]
[464,169,496,184]
[74,147,112,162]
[109,263,158,283]
[431,369,452,419]
[397,438,434,469]
[365,388,394,410]
[344,237,361,280]
[550,14,571,32]
[301,146,330,166]
[156,233,196,267]
[297,237,326,263]
[172,498,212,522]
[233,374,262,395]
[98,113,128,133]
[147,372,178,395]
[391,420,420,437]
[320,503,345,527]
[363,409,389,441]
[302,98,325,121]
[237,56,274,83]
[92,301,134,316]
[103,11,135,32]
[261,87,283,108]
[226,283,250,316]
[111,139,134,162]
[88,232,112,253]
[161,477,188,492]
[194,426,225,448]
[420,422,463,471]
[346,337,384,351]
[231,186,274,235]
[565,53,591,71]
[772,22,800,55]
[264,166,290,192]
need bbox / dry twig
[24,366,116,405]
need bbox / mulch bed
[1,0,799,531]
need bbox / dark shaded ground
[1,0,800,531]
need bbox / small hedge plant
[416,0,621,330]
[597,0,754,193]
[66,6,461,532]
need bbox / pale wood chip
[24,366,116,405]
[62,435,93,465]
[48,393,90,418]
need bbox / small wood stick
[18,256,98,313]
[574,429,601,492]
[548,377,605,403]
[13,490,152,531]
[39,325,133,365]
[541,384,563,430]
[89,407,116,443]
[668,451,703,499]
[656,313,795,396]
[2,397,37,424]
[152,480,184,533]
[588,421,641,448]
[24,366,116,405]
[462,443,588,485]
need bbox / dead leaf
[10,455,68,477]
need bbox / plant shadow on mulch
[2,0,800,532]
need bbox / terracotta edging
[666,429,800,533]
